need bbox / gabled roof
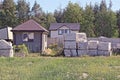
[12,19,48,32]
[49,23,80,31]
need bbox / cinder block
[77,42,88,50]
[88,50,98,56]
[64,50,71,57]
[98,42,111,51]
[76,33,87,42]
[64,49,77,57]
[88,40,99,50]
[64,41,76,49]
[78,50,88,56]
[64,33,76,41]
[98,50,112,56]
[0,40,13,57]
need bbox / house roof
[12,19,48,32]
[49,23,80,31]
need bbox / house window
[22,32,34,42]
[23,33,28,41]
[58,29,70,35]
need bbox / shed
[12,19,48,52]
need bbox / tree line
[0,0,120,37]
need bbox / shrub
[42,44,63,56]
[13,44,29,56]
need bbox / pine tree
[0,0,17,27]
[116,10,120,37]
[63,1,83,24]
[31,1,42,17]
[17,0,30,23]
[82,4,95,37]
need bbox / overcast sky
[15,0,120,13]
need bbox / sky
[15,0,120,13]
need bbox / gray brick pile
[64,33,112,57]
[0,40,13,57]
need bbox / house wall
[42,33,47,51]
[0,27,13,40]
[50,26,79,38]
[8,27,13,40]
[13,32,42,52]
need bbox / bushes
[14,44,29,56]
[42,44,63,56]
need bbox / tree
[63,1,83,24]
[17,0,30,23]
[116,10,120,37]
[0,0,17,27]
[31,1,42,17]
[82,4,95,37]
[94,0,118,37]
[45,13,56,29]
[54,8,64,23]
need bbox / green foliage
[42,44,63,56]
[0,0,17,27]
[17,0,30,23]
[0,57,120,79]
[94,0,118,37]
[14,44,28,56]
[63,1,83,23]
[81,4,95,37]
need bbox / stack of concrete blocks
[88,40,99,56]
[64,33,77,57]
[98,42,112,56]
[76,33,87,42]
[0,40,13,57]
[77,42,88,56]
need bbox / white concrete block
[64,41,76,49]
[77,42,88,50]
[88,50,98,56]
[98,50,112,56]
[0,40,13,57]
[78,50,88,56]
[64,49,77,57]
[64,33,76,41]
[64,50,71,57]
[98,42,111,51]
[88,40,99,50]
[76,33,87,42]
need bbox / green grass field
[0,56,120,80]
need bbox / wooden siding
[13,32,42,52]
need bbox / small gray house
[49,23,80,38]
[12,20,48,52]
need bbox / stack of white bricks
[0,40,13,57]
[88,40,99,56]
[64,33,77,57]
[78,42,88,56]
[64,33,112,57]
[98,42,112,56]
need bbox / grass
[0,56,120,80]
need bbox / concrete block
[0,40,13,57]
[64,41,76,49]
[88,50,98,56]
[64,33,76,41]
[98,42,111,51]
[78,50,88,56]
[76,33,87,42]
[88,40,99,50]
[98,50,112,56]
[77,42,88,50]
[64,49,77,57]
[64,50,71,57]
